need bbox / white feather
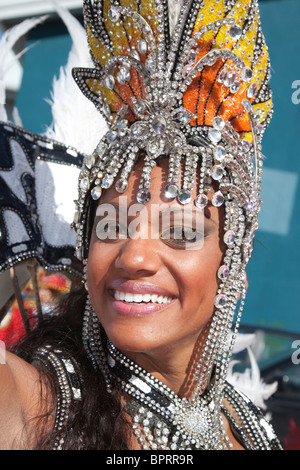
[228,335,278,410]
[0,16,47,122]
[232,333,256,353]
[44,3,107,155]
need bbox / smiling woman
[87,158,224,371]
[0,0,283,451]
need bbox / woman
[0,0,282,450]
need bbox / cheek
[86,239,114,298]
[176,242,223,315]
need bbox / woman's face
[87,158,224,369]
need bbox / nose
[114,237,161,277]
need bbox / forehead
[100,157,193,204]
[100,157,168,205]
[97,156,221,224]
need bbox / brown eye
[160,226,205,249]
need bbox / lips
[108,280,177,317]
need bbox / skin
[88,157,244,449]
[0,157,244,450]
[88,158,225,392]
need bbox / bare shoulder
[0,351,52,449]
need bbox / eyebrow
[96,201,217,225]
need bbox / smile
[113,290,173,305]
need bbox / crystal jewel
[96,142,107,157]
[84,154,95,170]
[214,294,226,309]
[145,56,156,73]
[228,25,242,40]
[183,64,193,76]
[117,67,131,85]
[115,179,128,194]
[131,49,140,62]
[152,115,167,135]
[208,128,222,144]
[137,189,151,204]
[212,191,224,207]
[101,174,114,189]
[218,265,229,280]
[247,82,258,99]
[188,50,197,64]
[91,185,102,200]
[224,71,236,87]
[177,111,190,125]
[218,68,227,83]
[103,75,115,90]
[213,145,225,162]
[244,201,256,212]
[224,230,236,246]
[211,165,224,181]
[132,122,146,136]
[138,39,148,55]
[106,130,117,142]
[241,67,253,82]
[195,194,208,209]
[108,6,120,22]
[241,139,251,152]
[164,183,179,199]
[212,117,225,131]
[80,177,89,191]
[182,409,206,434]
[178,190,192,205]
[134,100,148,115]
[230,81,241,94]
[117,119,128,137]
[147,139,165,156]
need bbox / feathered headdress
[72,0,272,265]
[73,1,274,420]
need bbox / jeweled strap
[33,345,82,450]
[222,382,283,451]
[105,341,229,450]
[105,341,283,450]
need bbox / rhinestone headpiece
[74,0,273,441]
[72,0,272,263]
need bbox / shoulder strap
[34,345,82,450]
[223,381,282,450]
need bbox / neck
[125,347,191,397]
[117,322,212,398]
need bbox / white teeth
[114,290,172,304]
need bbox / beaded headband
[72,0,272,263]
